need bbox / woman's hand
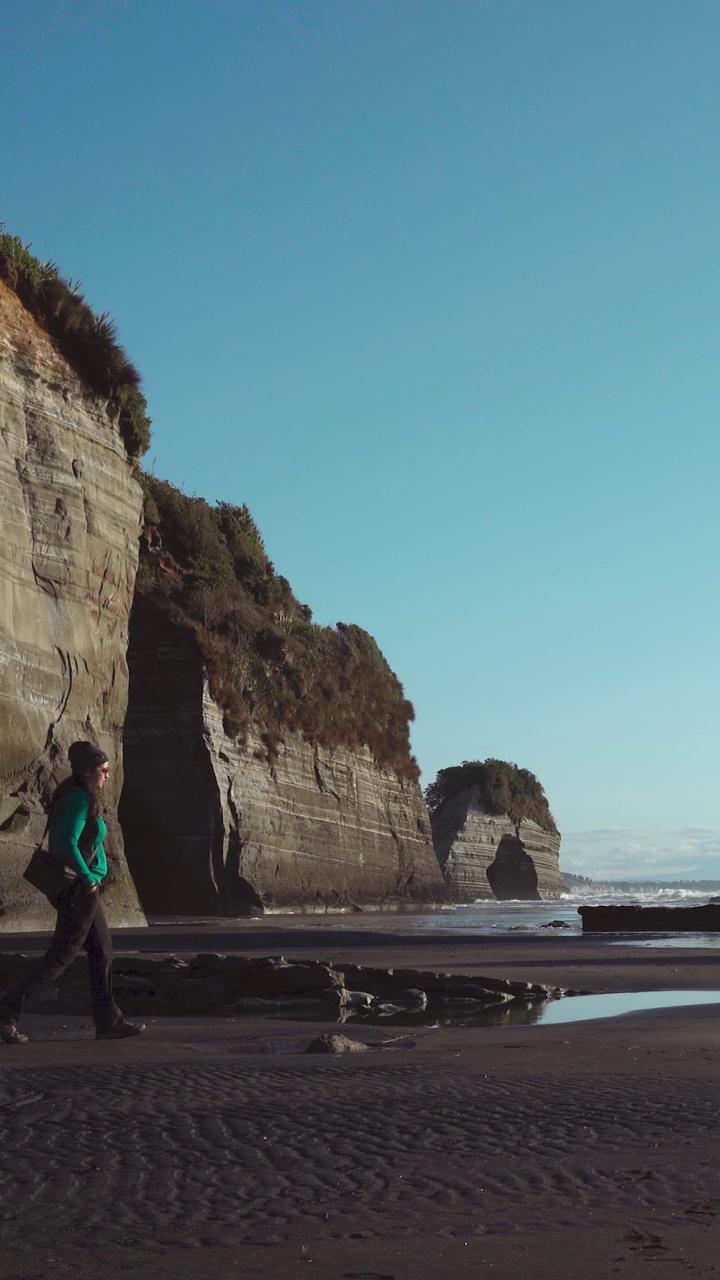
[85,881,99,895]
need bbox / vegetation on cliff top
[425,759,557,832]
[136,474,419,779]
[0,229,151,458]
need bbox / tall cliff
[428,762,564,901]
[0,238,445,921]
[0,275,145,928]
[120,487,447,914]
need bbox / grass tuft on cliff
[425,759,558,832]
[136,473,420,780]
[0,229,151,458]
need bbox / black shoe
[96,1021,146,1041]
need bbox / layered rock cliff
[120,597,446,913]
[0,239,445,921]
[0,278,145,928]
[431,782,565,902]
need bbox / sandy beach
[1,926,719,1279]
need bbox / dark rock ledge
[0,953,570,1020]
[580,904,720,933]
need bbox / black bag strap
[37,812,51,851]
[42,788,68,847]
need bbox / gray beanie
[68,741,109,775]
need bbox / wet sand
[5,917,720,992]
[1,925,719,1278]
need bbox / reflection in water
[348,988,720,1028]
[266,989,720,1030]
[267,998,548,1029]
[425,1000,545,1029]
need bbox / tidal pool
[232,989,720,1031]
[536,988,720,1025]
[336,988,720,1030]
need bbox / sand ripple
[0,1062,719,1247]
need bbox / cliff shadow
[223,827,264,917]
[119,779,219,915]
[487,833,541,901]
[119,598,229,916]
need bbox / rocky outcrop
[0,280,145,929]
[120,598,447,914]
[0,950,567,1021]
[580,903,720,932]
[431,784,564,901]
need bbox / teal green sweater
[49,788,107,887]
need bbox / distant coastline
[562,871,720,894]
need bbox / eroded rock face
[431,784,564,902]
[0,281,145,929]
[120,600,447,914]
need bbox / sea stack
[427,759,564,901]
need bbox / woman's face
[89,763,110,790]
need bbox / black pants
[0,882,123,1033]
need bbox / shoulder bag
[23,815,68,906]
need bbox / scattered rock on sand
[305,1034,369,1054]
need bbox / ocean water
[414,888,720,939]
[154,888,720,948]
[284,888,720,947]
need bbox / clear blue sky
[3,1,720,878]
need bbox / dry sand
[1,927,719,1278]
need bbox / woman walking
[0,741,145,1045]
